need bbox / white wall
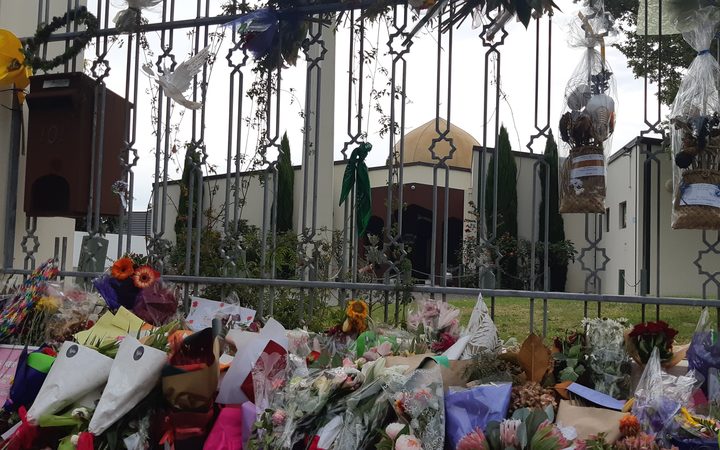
[0,1,83,271]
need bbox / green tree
[539,132,569,291]
[276,132,294,233]
[485,125,518,288]
[485,125,518,240]
[605,0,701,106]
[174,143,202,239]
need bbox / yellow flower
[0,29,31,103]
[36,296,60,313]
[346,299,368,322]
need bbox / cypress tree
[538,132,568,291]
[485,126,518,240]
[276,132,294,232]
[485,126,518,288]
[175,143,202,241]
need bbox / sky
[86,0,668,212]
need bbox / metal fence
[2,0,719,335]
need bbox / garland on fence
[22,6,99,73]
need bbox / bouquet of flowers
[376,423,423,450]
[552,329,589,383]
[627,320,679,365]
[445,383,512,448]
[455,407,573,450]
[584,317,632,399]
[94,255,176,325]
[26,341,113,424]
[333,359,406,449]
[384,366,445,449]
[687,307,720,389]
[407,298,460,353]
[632,348,698,436]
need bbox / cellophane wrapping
[669,7,720,229]
[558,1,617,213]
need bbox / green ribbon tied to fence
[339,143,372,237]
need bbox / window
[619,201,627,229]
[618,269,625,295]
[605,208,610,233]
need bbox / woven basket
[673,169,720,230]
[559,145,606,214]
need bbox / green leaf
[568,344,581,358]
[559,366,579,382]
[514,0,532,27]
[565,358,578,368]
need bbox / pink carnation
[395,434,423,450]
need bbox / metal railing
[1,0,718,336]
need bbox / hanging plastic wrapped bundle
[670,5,720,229]
[557,0,618,213]
[113,0,162,32]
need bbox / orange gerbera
[132,265,160,289]
[619,414,640,437]
[111,257,135,280]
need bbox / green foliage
[174,143,202,238]
[539,132,564,244]
[485,126,518,289]
[276,132,294,233]
[539,133,570,291]
[605,0,698,106]
[485,126,518,241]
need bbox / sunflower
[111,257,135,280]
[346,299,368,322]
[132,265,160,289]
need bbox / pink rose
[395,434,423,450]
[385,422,405,440]
[271,410,287,426]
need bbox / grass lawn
[371,296,707,344]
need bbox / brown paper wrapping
[162,338,220,411]
[556,400,627,442]
[384,354,473,390]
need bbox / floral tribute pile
[0,260,717,450]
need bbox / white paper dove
[88,335,167,436]
[460,293,501,359]
[142,46,210,110]
[26,342,113,424]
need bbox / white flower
[395,434,423,450]
[385,422,405,440]
[70,435,79,445]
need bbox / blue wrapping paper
[3,346,55,412]
[688,330,720,390]
[444,383,512,448]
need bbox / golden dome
[396,118,479,169]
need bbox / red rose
[629,323,647,338]
[307,351,321,365]
[645,321,664,334]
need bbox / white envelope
[216,318,287,405]
[88,335,167,435]
[26,342,113,424]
